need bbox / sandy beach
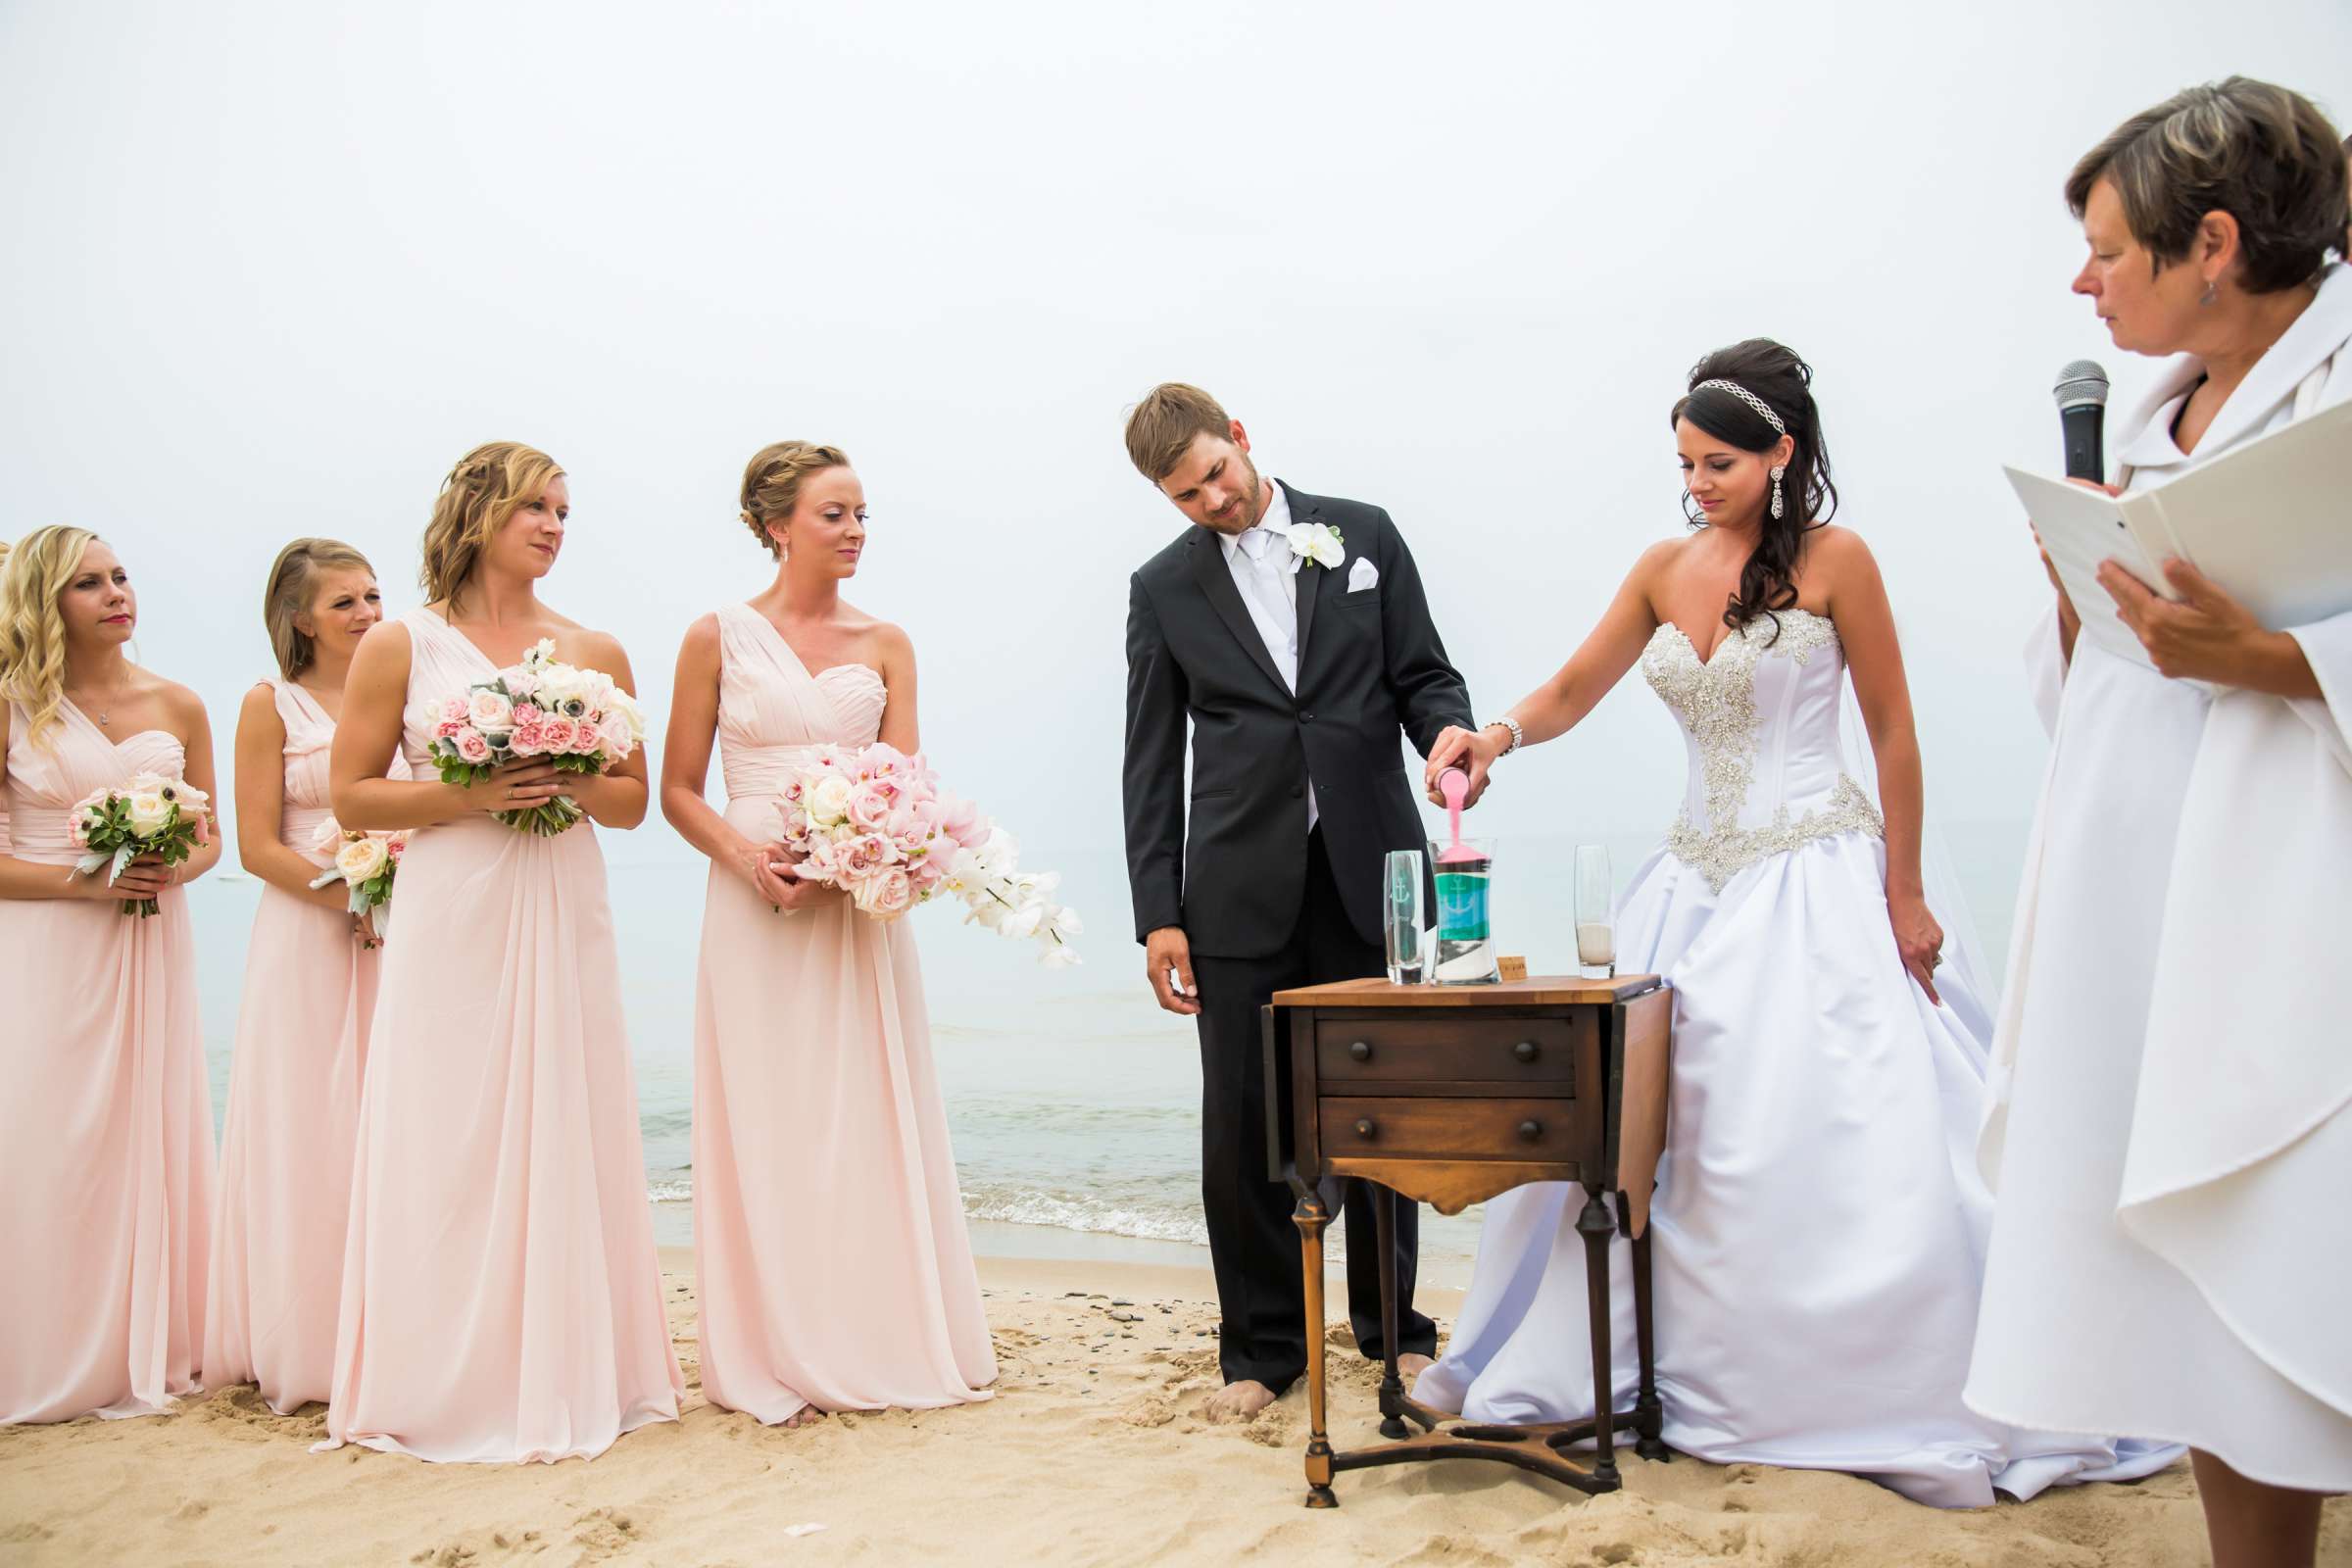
[4,1239,2337,1568]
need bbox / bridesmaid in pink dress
[661,442,994,1426]
[0,526,221,1424]
[206,540,399,1412]
[321,443,681,1462]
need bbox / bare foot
[781,1405,826,1430]
[1396,1352,1434,1386]
[1202,1380,1278,1423]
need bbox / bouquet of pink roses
[411,637,645,836]
[68,771,213,917]
[777,742,1081,965]
[307,817,409,947]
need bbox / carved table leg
[1374,1183,1407,1440]
[1623,1191,1669,1463]
[1297,1189,1337,1508]
[1576,1185,1619,1490]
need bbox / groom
[1119,382,1477,1419]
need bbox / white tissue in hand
[1347,557,1380,592]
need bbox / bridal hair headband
[1690,378,1791,520]
[1691,379,1788,438]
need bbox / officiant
[1966,76,2352,1568]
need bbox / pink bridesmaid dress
[0,701,215,1423]
[320,609,681,1462]
[692,602,995,1422]
[205,679,389,1411]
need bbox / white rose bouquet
[307,817,409,947]
[777,742,1081,965]
[67,771,213,917]
[410,638,645,836]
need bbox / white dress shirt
[1219,481,1317,829]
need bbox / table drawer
[1315,1016,1582,1091]
[1319,1097,1582,1161]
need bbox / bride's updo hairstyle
[1670,339,1838,640]
[739,441,851,559]
[419,441,564,612]
[0,524,103,748]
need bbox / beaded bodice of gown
[1640,609,1884,891]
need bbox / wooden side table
[1262,974,1674,1507]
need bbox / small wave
[959,1187,1207,1247]
[646,1176,1210,1247]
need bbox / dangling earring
[1769,465,1787,521]
[1681,491,1706,527]
[2199,279,2219,307]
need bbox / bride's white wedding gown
[1413,609,2180,1507]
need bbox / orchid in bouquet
[307,817,408,947]
[411,637,645,836]
[777,742,1081,965]
[68,772,213,917]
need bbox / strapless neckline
[1649,608,1836,668]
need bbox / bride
[1414,339,2178,1507]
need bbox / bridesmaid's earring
[2199,279,2219,307]
[1769,466,1787,521]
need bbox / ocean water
[188,825,2025,1279]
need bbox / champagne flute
[1575,844,1614,979]
[1383,849,1425,984]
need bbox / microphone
[2053,360,2109,482]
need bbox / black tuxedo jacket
[1122,482,1473,958]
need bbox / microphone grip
[2060,405,2105,483]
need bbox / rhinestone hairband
[1692,378,1787,438]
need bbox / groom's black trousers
[1189,828,1438,1394]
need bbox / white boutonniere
[1282,521,1346,570]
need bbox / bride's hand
[1423,724,1505,808]
[1889,891,1944,1005]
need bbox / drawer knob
[1513,1040,1540,1064]
[1518,1119,1544,1143]
[1354,1117,1378,1141]
[1348,1040,1372,1063]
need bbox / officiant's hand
[1144,925,1200,1016]
[2096,556,2316,696]
[1422,725,1501,808]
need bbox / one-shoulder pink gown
[0,701,215,1423]
[321,610,681,1462]
[692,603,995,1421]
[205,678,393,1412]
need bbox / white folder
[2001,396,2352,674]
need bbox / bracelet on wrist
[1484,716,1523,755]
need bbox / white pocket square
[1347,557,1380,592]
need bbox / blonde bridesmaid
[321,443,680,1462]
[661,442,994,1426]
[205,540,397,1412]
[0,526,221,1423]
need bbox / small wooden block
[1495,955,1528,982]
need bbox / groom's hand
[1144,925,1201,1016]
[1423,725,1500,808]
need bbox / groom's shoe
[1202,1379,1280,1422]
